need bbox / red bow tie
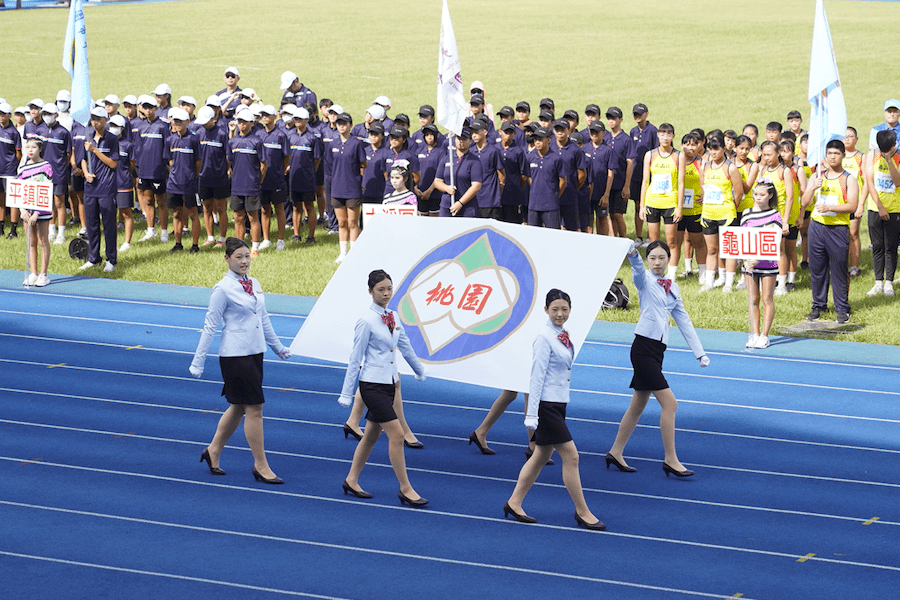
[239,277,254,295]
[381,311,395,333]
[558,330,572,350]
[657,278,672,294]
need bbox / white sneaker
[774,286,788,297]
[885,283,895,297]
[79,261,99,271]
[735,278,746,290]
[258,239,273,250]
[866,282,883,296]
[35,273,50,287]
[334,254,346,264]
[48,231,56,242]
[276,239,285,251]
[119,242,131,252]
[138,230,156,242]
[53,235,66,245]
[159,230,169,242]
[103,261,115,272]
[23,273,38,286]
[722,285,733,294]
[634,236,644,249]
[698,284,713,293]
[754,335,770,349]
[712,277,725,288]
[78,227,87,236]
[746,334,758,349]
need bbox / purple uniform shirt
[71,122,88,167]
[197,124,230,188]
[587,143,612,204]
[607,130,633,190]
[35,123,72,185]
[287,128,322,193]
[319,125,340,179]
[136,118,170,180]
[436,150,483,212]
[115,138,134,191]
[227,134,266,196]
[526,148,563,212]
[362,144,388,198]
[416,143,444,202]
[629,122,659,187]
[411,127,447,150]
[554,140,585,206]
[472,141,503,208]
[164,130,201,195]
[500,143,527,206]
[328,134,367,199]
[84,130,119,198]
[259,127,290,191]
[0,123,22,176]
[382,146,420,177]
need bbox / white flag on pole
[807,0,846,168]
[436,0,467,136]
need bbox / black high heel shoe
[604,452,636,473]
[200,448,225,475]
[469,431,496,455]
[663,463,695,478]
[525,447,554,465]
[574,512,606,531]
[252,468,284,484]
[503,502,536,523]
[343,423,363,441]
[342,480,373,499]
[404,440,424,449]
[398,491,429,508]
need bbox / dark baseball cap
[585,104,601,115]
[389,125,408,137]
[538,109,554,121]
[553,118,569,130]
[563,109,579,121]
[588,120,606,133]
[457,126,473,139]
[539,97,555,110]
[422,123,438,135]
[632,103,649,115]
[368,122,385,135]
[605,106,623,119]
[469,119,486,131]
[470,94,485,106]
[570,132,583,144]
[498,106,514,118]
[393,113,410,126]
[418,104,435,117]
[515,101,530,112]
[500,121,517,132]
[533,126,552,138]
[335,112,352,123]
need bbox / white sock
[667,265,677,280]
[787,271,796,283]
[218,236,226,242]
[724,271,735,288]
[339,241,348,255]
[207,235,215,242]
[147,226,155,236]
[684,258,693,271]
[705,270,715,286]
[49,225,56,235]
[776,275,786,288]
[251,241,260,250]
[717,267,726,279]
[698,265,706,278]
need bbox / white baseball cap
[294,107,309,120]
[279,70,298,90]
[470,81,485,92]
[154,83,171,96]
[168,107,190,122]
[195,106,216,126]
[14,106,27,115]
[366,105,386,120]
[104,94,120,105]
[122,95,138,105]
[250,104,263,117]
[177,96,197,107]
[280,104,297,116]
[236,110,255,122]
[240,88,256,99]
[0,103,11,114]
[109,114,127,127]
[329,104,343,115]
[259,104,278,116]
[90,106,108,119]
[41,104,59,115]
[224,66,240,77]
[28,99,45,109]
[206,95,223,107]
[56,90,72,102]
[374,96,391,107]
[140,96,159,107]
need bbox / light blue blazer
[526,320,574,418]
[191,270,286,369]
[629,252,705,358]
[341,303,424,397]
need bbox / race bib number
[702,184,724,205]
[874,171,896,194]
[649,173,672,195]
[683,188,695,209]
[814,193,838,217]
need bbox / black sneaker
[785,282,796,292]
[836,312,849,324]
[189,244,200,254]
[806,308,822,321]
[316,217,325,226]
[800,261,809,271]
[0,222,4,235]
[290,235,301,242]
[6,227,17,239]
[168,243,184,253]
[305,236,316,244]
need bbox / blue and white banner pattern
[807,0,846,168]
[62,0,92,127]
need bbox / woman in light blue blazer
[190,237,292,483]
[339,270,428,507]
[504,289,605,531]
[606,240,709,478]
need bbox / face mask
[109,126,123,136]
[57,102,70,111]
[42,115,56,126]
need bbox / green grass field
[2,0,900,345]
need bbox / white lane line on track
[4,419,900,516]
[0,550,347,599]
[6,386,899,459]
[1,467,897,576]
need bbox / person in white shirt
[606,240,709,478]
[190,238,292,484]
[338,270,428,507]
[503,289,605,530]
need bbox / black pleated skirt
[532,401,572,446]
[219,353,265,405]
[630,334,669,391]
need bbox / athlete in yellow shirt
[863,130,900,296]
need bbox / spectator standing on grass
[287,106,321,244]
[867,99,900,150]
[135,96,170,243]
[164,108,201,254]
[280,70,316,110]
[227,111,267,258]
[863,130,900,298]
[605,106,634,238]
[36,103,72,246]
[195,105,230,248]
[329,112,367,264]
[639,122,679,280]
[109,114,135,253]
[630,103,659,246]
[0,102,22,238]
[79,107,119,273]
[258,105,290,252]
[800,140,859,324]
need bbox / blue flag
[62,0,91,127]
[807,0,846,168]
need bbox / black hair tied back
[368,269,392,290]
[545,288,571,308]
[224,236,249,257]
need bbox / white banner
[719,226,782,261]
[291,216,631,393]
[362,203,418,225]
[2,178,53,211]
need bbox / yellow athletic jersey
[756,165,798,226]
[842,152,864,190]
[701,160,736,221]
[868,153,900,213]
[736,160,755,213]
[812,171,851,226]
[645,149,679,209]
[787,164,802,225]
[681,156,703,216]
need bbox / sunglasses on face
[225,74,237,78]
